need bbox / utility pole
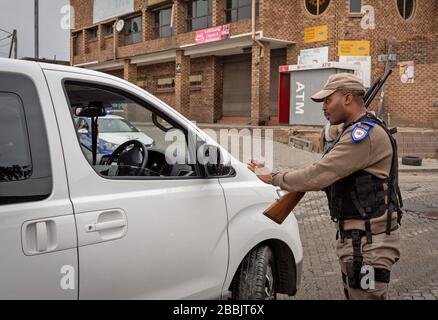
[35,0,39,58]
[377,45,393,119]
[14,30,17,59]
[8,29,17,59]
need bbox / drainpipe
[114,19,118,60]
[252,0,264,59]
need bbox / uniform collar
[345,112,368,128]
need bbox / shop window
[225,0,259,23]
[304,0,330,16]
[187,0,212,32]
[153,7,173,39]
[72,32,79,56]
[125,16,142,45]
[88,27,98,41]
[349,0,362,14]
[156,76,175,91]
[190,74,203,88]
[105,23,114,36]
[397,0,415,20]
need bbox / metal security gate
[222,54,251,116]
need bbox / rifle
[263,69,393,224]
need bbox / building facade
[71,0,438,127]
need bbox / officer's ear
[343,92,354,105]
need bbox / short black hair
[338,88,365,103]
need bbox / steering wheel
[106,140,149,176]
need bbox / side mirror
[199,144,234,177]
[152,113,173,132]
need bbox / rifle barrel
[364,69,393,108]
[363,78,379,102]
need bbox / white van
[0,58,302,300]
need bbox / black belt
[340,225,399,240]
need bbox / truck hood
[100,132,154,146]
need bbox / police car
[75,114,155,154]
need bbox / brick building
[71,0,438,127]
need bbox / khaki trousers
[336,229,401,300]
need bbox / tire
[230,245,278,300]
[402,156,423,166]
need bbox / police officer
[248,73,403,300]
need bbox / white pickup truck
[0,58,302,300]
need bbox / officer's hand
[247,160,273,185]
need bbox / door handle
[22,215,77,256]
[76,209,127,246]
[85,219,126,233]
[35,221,48,252]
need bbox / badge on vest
[351,122,375,143]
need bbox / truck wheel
[230,245,277,300]
[402,156,423,166]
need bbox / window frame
[186,0,213,32]
[190,73,203,89]
[152,7,174,39]
[0,72,52,205]
[61,79,216,181]
[396,0,416,21]
[304,0,331,16]
[124,15,143,45]
[156,75,175,92]
[104,22,114,37]
[349,0,362,14]
[88,27,98,42]
[72,32,79,56]
[0,92,32,182]
[225,0,259,23]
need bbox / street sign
[378,54,398,62]
[338,40,370,56]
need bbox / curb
[399,167,438,173]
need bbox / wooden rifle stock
[263,192,305,224]
[263,70,393,224]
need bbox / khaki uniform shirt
[271,113,398,233]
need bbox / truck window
[0,72,52,205]
[64,81,201,179]
[0,93,32,182]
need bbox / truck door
[43,69,229,299]
[0,69,78,299]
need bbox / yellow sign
[338,40,370,56]
[304,25,328,43]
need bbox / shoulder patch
[351,122,374,143]
[362,120,376,127]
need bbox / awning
[180,31,295,58]
[74,60,124,71]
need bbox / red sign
[195,24,230,45]
[279,65,290,73]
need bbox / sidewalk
[199,125,438,172]
[399,158,438,172]
[199,123,438,160]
